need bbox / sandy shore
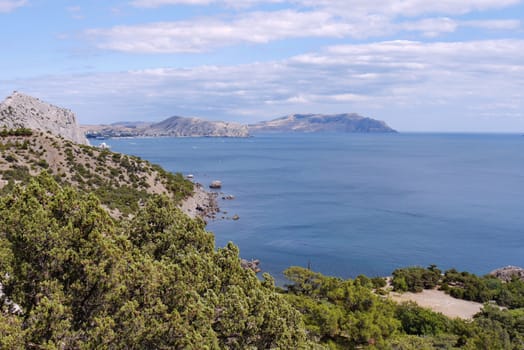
[179,183,219,219]
[389,289,483,319]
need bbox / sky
[1,0,523,132]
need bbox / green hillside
[1,129,523,349]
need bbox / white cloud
[0,0,27,13]
[131,0,213,6]
[131,0,524,17]
[400,18,458,37]
[292,0,523,17]
[4,39,523,131]
[88,0,523,53]
[460,19,521,30]
[86,10,355,53]
[130,0,285,8]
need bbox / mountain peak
[0,92,88,145]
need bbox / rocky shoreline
[180,183,220,220]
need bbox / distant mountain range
[82,116,249,138]
[83,113,396,138]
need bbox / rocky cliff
[490,266,524,282]
[249,113,396,133]
[0,92,88,145]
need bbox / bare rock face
[490,266,524,282]
[0,91,89,145]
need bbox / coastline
[180,182,220,220]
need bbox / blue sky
[1,0,523,131]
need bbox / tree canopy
[0,173,308,349]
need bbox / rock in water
[0,91,89,145]
[209,180,222,189]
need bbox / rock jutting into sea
[179,183,220,220]
[209,180,222,189]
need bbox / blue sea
[95,133,524,282]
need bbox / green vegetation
[0,127,33,137]
[282,266,399,348]
[1,130,523,348]
[0,174,308,349]
[94,185,150,215]
[283,267,524,349]
[1,173,524,348]
[0,130,194,216]
[391,265,524,309]
[392,265,441,292]
[442,269,524,308]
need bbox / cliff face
[144,116,249,137]
[249,113,396,133]
[0,92,89,145]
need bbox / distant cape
[248,113,396,134]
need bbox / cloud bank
[86,0,523,53]
[5,39,522,131]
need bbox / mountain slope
[0,130,215,217]
[249,113,396,133]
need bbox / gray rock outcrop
[0,91,89,145]
[490,266,524,282]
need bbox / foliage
[442,269,524,308]
[151,164,194,202]
[284,266,524,349]
[2,171,524,348]
[0,131,194,217]
[283,266,400,348]
[390,265,524,311]
[395,302,459,336]
[0,127,33,137]
[392,265,441,292]
[94,185,150,216]
[0,173,308,349]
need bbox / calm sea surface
[97,133,524,281]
